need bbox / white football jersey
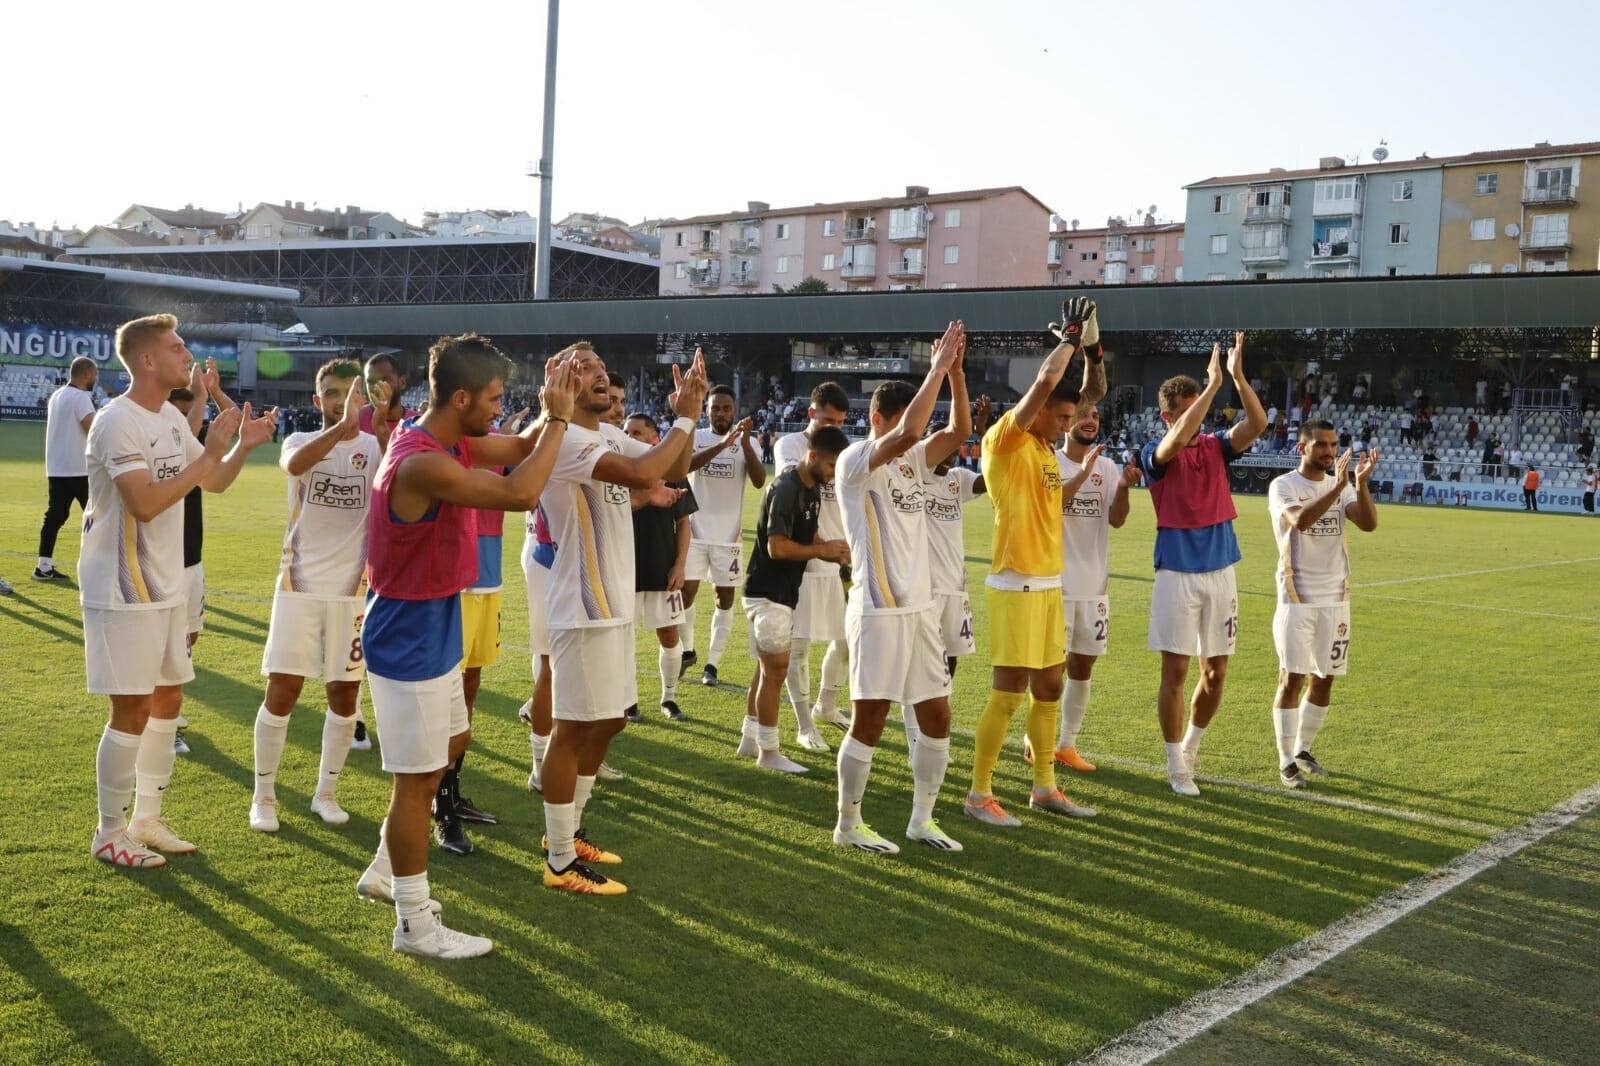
[688,426,748,546]
[276,430,379,599]
[1058,450,1123,599]
[543,422,651,630]
[79,396,201,610]
[923,465,981,595]
[837,438,933,615]
[1268,469,1358,605]
[775,429,844,576]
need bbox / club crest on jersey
[1090,471,1103,487]
[351,452,369,470]
[1097,601,1107,618]
[895,459,915,480]
[1337,621,1348,637]
[1230,598,1237,613]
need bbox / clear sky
[10,0,1598,233]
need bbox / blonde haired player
[1266,420,1378,787]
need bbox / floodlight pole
[533,0,559,300]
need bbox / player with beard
[681,385,765,688]
[355,334,577,957]
[773,383,853,750]
[538,343,708,895]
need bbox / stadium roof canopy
[291,272,1600,340]
[1,255,300,302]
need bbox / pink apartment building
[659,185,1055,295]
[1047,216,1185,286]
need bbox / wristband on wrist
[545,416,567,426]
[672,416,696,436]
[1085,342,1104,364]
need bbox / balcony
[888,260,925,279]
[887,220,928,242]
[690,239,719,258]
[728,267,760,287]
[843,222,876,242]
[1105,248,1128,263]
[1311,193,1363,218]
[688,265,721,288]
[728,236,761,254]
[1245,202,1292,224]
[1047,248,1062,266]
[1240,243,1290,265]
[1522,183,1577,207]
[1520,231,1573,252]
[840,259,876,279]
[1309,238,1359,263]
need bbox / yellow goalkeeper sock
[1027,698,1059,792]
[970,689,1026,795]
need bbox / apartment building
[1437,141,1600,275]
[1047,215,1184,286]
[658,185,1052,295]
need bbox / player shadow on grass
[0,599,81,645]
[197,603,268,633]
[0,921,162,1066]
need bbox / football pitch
[0,420,1596,1065]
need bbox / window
[1529,213,1570,247]
[775,255,790,274]
[674,263,687,279]
[1210,234,1228,254]
[1138,238,1156,252]
[1174,266,1183,281]
[246,223,259,237]
[941,282,958,289]
[944,208,961,228]
[775,223,790,240]
[822,219,835,237]
[1140,265,1158,282]
[1470,218,1495,240]
[1080,251,1098,261]
[1476,174,1498,195]
[1047,238,1062,263]
[1387,267,1401,276]
[1212,194,1226,213]
[822,252,836,270]
[1467,262,1492,274]
[943,244,959,264]
[1389,223,1410,245]
[1528,259,1569,273]
[1533,165,1574,192]
[1206,272,1226,281]
[1105,263,1126,284]
[1392,180,1413,201]
[1176,237,1185,252]
[1316,179,1361,202]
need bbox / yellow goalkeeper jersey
[981,410,1062,578]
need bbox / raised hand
[367,377,393,415]
[671,347,709,419]
[341,376,367,428]
[502,407,531,435]
[1206,342,1224,390]
[930,320,964,374]
[1356,447,1379,484]
[540,355,578,422]
[724,416,753,448]
[205,406,243,454]
[974,395,992,435]
[1333,447,1354,486]
[1122,461,1144,487]
[201,357,221,396]
[238,402,276,449]
[1226,331,1246,380]
[1082,443,1106,469]
[1049,297,1096,347]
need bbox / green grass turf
[0,420,1595,1064]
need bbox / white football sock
[909,733,950,824]
[530,730,550,765]
[572,774,596,831]
[318,709,357,796]
[131,717,179,822]
[39,556,53,571]
[1296,699,1329,755]
[371,817,393,875]
[677,605,697,654]
[785,638,811,716]
[96,726,141,832]
[1180,723,1206,761]
[1059,679,1092,750]
[659,644,682,702]
[1273,704,1297,767]
[901,705,920,748]
[818,640,847,710]
[253,705,290,800]
[544,801,576,870]
[757,723,780,754]
[392,872,431,925]
[835,735,875,831]
[1165,741,1185,772]
[707,607,733,669]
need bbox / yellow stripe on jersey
[981,412,1062,578]
[1280,514,1302,604]
[863,494,897,609]
[122,513,151,603]
[574,488,613,620]
[279,485,306,592]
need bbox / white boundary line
[1352,556,1600,588]
[1361,593,1600,624]
[1074,780,1600,1066]
[1084,754,1501,836]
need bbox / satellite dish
[1372,146,1390,162]
[1505,223,1521,238]
[1070,218,1079,230]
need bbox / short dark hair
[428,333,513,406]
[69,356,97,379]
[870,380,917,419]
[315,357,361,388]
[806,425,850,456]
[1158,375,1201,414]
[709,384,734,400]
[167,387,194,403]
[811,381,850,414]
[1049,378,1082,405]
[624,411,655,430]
[606,371,625,390]
[1300,418,1336,441]
[365,352,404,376]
